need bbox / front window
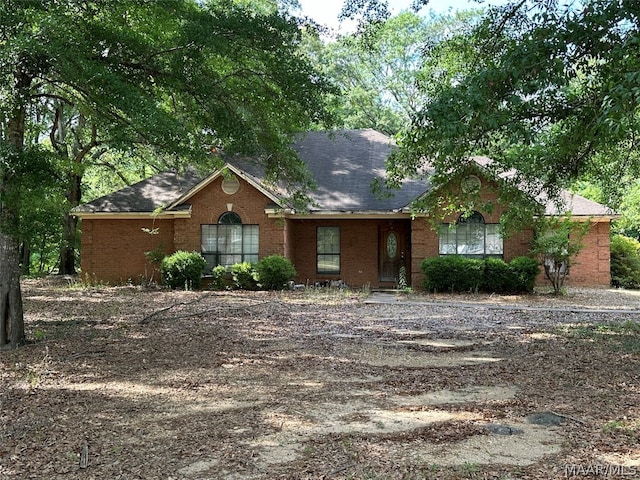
[317,226,340,274]
[201,212,259,271]
[439,211,503,258]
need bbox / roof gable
[468,156,615,217]
[166,163,285,211]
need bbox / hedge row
[421,255,539,293]
[160,251,296,291]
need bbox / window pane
[245,254,259,264]
[228,225,242,253]
[202,253,218,272]
[467,223,485,255]
[318,255,340,273]
[455,222,484,255]
[201,225,218,253]
[439,224,457,255]
[242,225,259,255]
[220,254,241,267]
[317,227,340,273]
[318,227,340,254]
[216,225,228,254]
[486,225,504,254]
[387,232,398,259]
[201,222,259,269]
[439,216,503,259]
[456,223,469,254]
[458,211,484,224]
[218,212,241,224]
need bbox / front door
[378,222,409,284]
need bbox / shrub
[161,251,207,290]
[144,244,166,266]
[209,265,228,291]
[143,244,166,284]
[610,235,640,289]
[509,256,540,292]
[532,215,589,294]
[255,255,297,290]
[421,255,540,293]
[483,258,514,293]
[231,262,259,290]
[421,256,484,292]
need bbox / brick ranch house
[74,129,616,288]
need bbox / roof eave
[535,213,620,221]
[72,209,192,220]
[287,210,408,220]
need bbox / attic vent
[221,176,240,195]
[461,175,481,194]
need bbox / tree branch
[93,159,131,185]
[49,103,67,156]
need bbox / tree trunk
[57,111,90,276]
[0,232,25,348]
[58,167,82,275]
[0,70,30,348]
[58,209,79,275]
[20,240,31,276]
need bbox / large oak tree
[306,10,480,136]
[385,0,640,213]
[0,0,332,348]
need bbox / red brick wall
[409,218,438,288]
[173,175,286,257]
[536,220,612,288]
[80,175,286,284]
[289,218,399,288]
[80,218,175,284]
[80,174,613,288]
[407,176,612,288]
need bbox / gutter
[71,208,192,220]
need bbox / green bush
[483,258,514,292]
[611,235,640,289]
[161,251,207,290]
[231,262,259,290]
[509,256,540,292]
[421,255,539,293]
[209,265,228,290]
[421,256,484,292]
[255,255,297,290]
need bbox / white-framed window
[438,211,503,258]
[317,226,340,274]
[201,212,258,271]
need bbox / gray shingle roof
[75,129,614,217]
[548,191,613,216]
[470,156,614,217]
[76,168,203,213]
[293,129,428,211]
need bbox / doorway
[378,222,410,284]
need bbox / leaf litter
[1,280,639,479]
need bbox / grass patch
[555,320,640,353]
[602,419,639,443]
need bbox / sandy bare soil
[1,281,639,479]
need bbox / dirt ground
[1,280,640,479]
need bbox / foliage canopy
[380,0,640,219]
[0,0,334,347]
